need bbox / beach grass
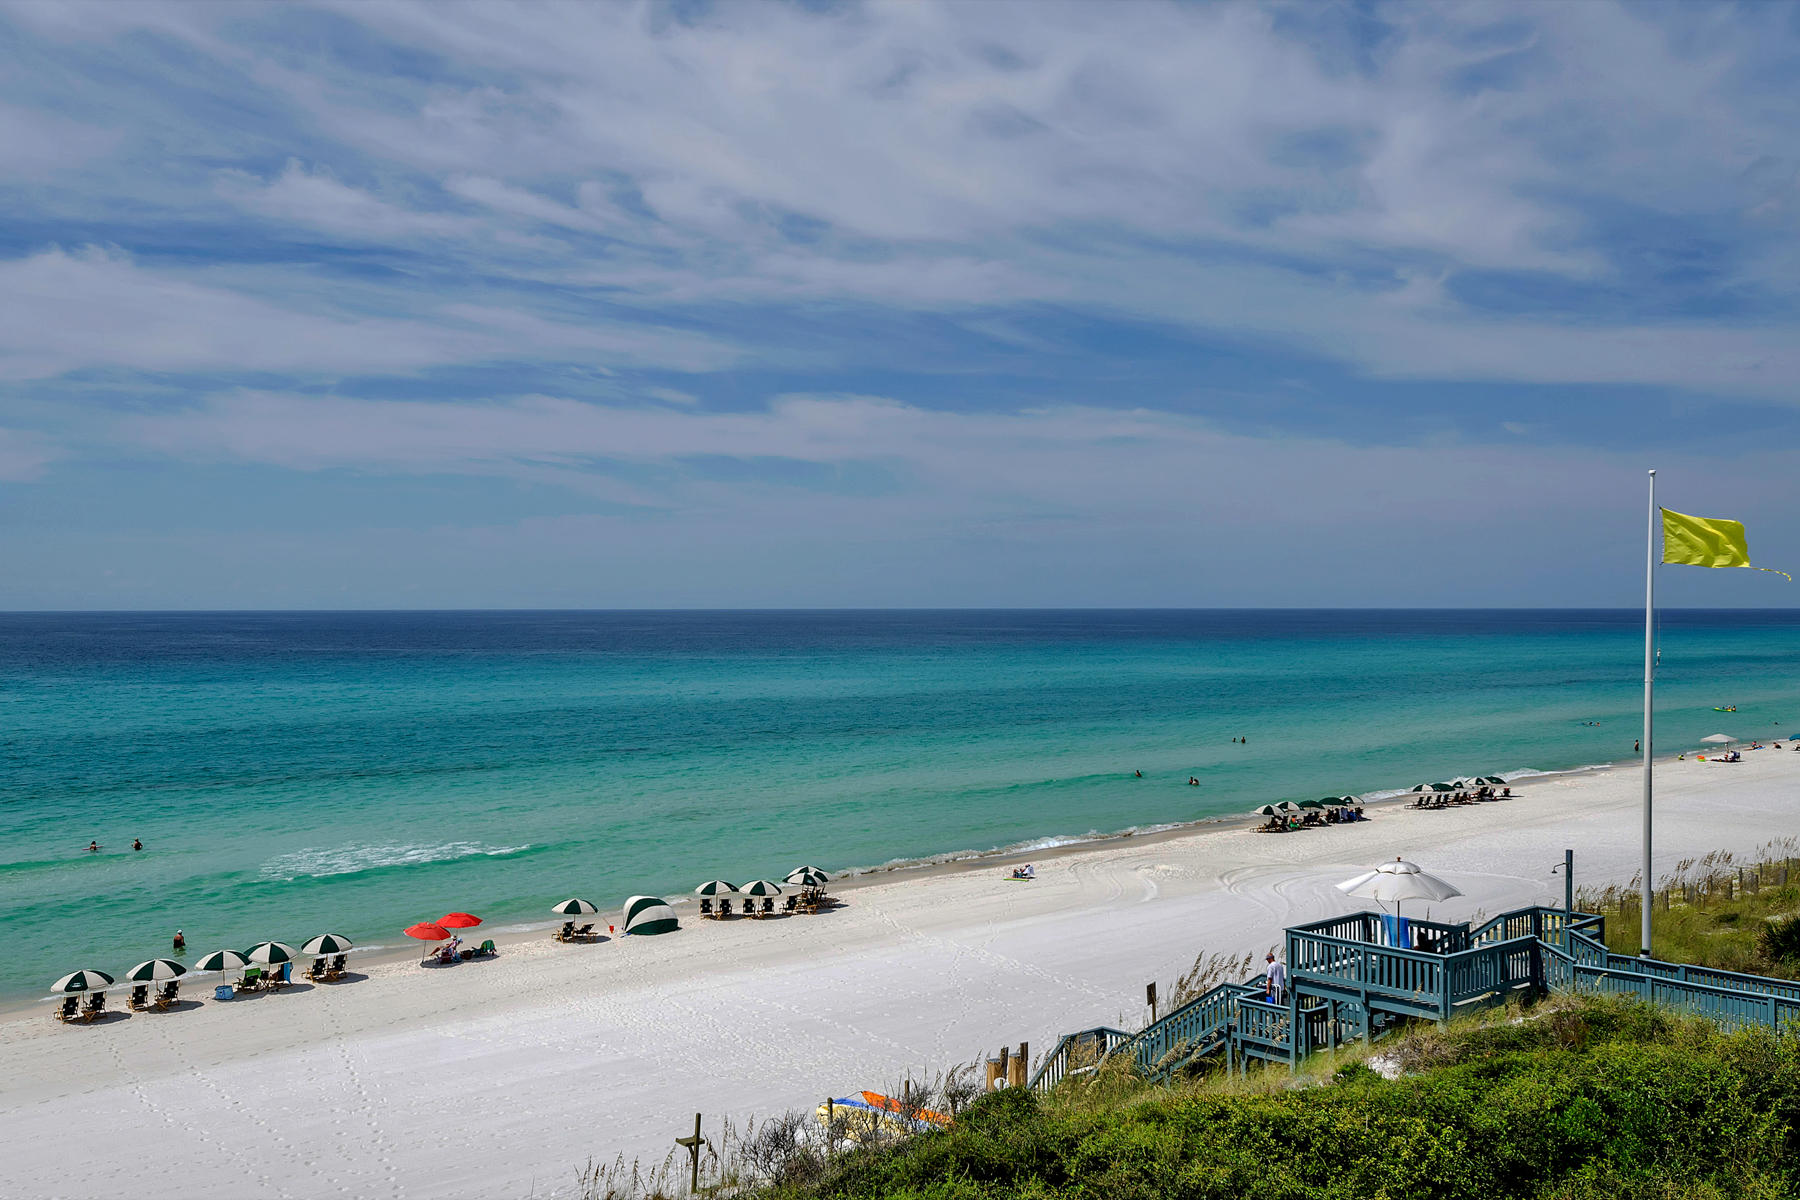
[1579,839,1800,975]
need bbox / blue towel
[1381,914,1412,948]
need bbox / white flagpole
[1642,469,1656,956]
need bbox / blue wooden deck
[1031,904,1800,1089]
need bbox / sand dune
[5,748,1799,1199]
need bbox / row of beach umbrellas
[58,869,837,990]
[1412,775,1508,793]
[52,934,355,994]
[1252,796,1358,817]
[693,866,829,897]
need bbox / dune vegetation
[577,993,1800,1200]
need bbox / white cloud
[0,246,744,378]
[216,160,474,239]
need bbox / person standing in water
[172,929,185,953]
[132,838,143,851]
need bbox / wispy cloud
[5,1,1800,604]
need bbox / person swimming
[86,840,100,853]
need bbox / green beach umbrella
[693,881,739,897]
[245,941,297,965]
[785,866,830,888]
[1251,804,1282,816]
[1274,801,1304,814]
[300,934,354,956]
[193,949,249,974]
[1478,776,1507,785]
[622,895,680,936]
[51,969,114,993]
[739,879,783,896]
[1411,782,1454,793]
[125,958,187,982]
[551,898,599,916]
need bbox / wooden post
[1146,981,1157,1022]
[1010,1042,1028,1088]
[675,1113,703,1197]
[984,1057,1001,1090]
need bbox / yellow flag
[1661,508,1790,579]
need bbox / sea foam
[259,841,533,882]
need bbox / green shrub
[743,998,1800,1200]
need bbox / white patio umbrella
[51,969,114,993]
[1701,733,1736,745]
[1251,803,1282,816]
[550,898,598,916]
[785,866,830,887]
[125,958,188,982]
[245,941,297,965]
[1274,801,1304,814]
[1337,857,1463,915]
[300,934,354,955]
[693,880,739,897]
[739,879,783,896]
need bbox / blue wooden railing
[1034,903,1800,1091]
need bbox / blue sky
[3,0,1799,608]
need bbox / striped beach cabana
[623,895,680,936]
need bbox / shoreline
[6,742,1799,1198]
[0,742,1736,1019]
[0,744,1722,1018]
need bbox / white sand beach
[6,748,1800,1200]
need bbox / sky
[3,0,1799,609]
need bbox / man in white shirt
[1265,953,1287,1003]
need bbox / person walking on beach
[1264,953,1286,1004]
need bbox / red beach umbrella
[404,922,450,941]
[438,912,482,929]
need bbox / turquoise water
[3,610,1798,1002]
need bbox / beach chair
[56,996,79,1022]
[240,968,264,992]
[128,985,151,1011]
[761,897,775,916]
[472,939,496,958]
[783,895,798,913]
[156,981,179,1009]
[573,923,595,941]
[718,899,734,918]
[699,899,713,917]
[306,959,327,982]
[555,921,575,943]
[82,992,106,1021]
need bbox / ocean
[3,609,1797,1003]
